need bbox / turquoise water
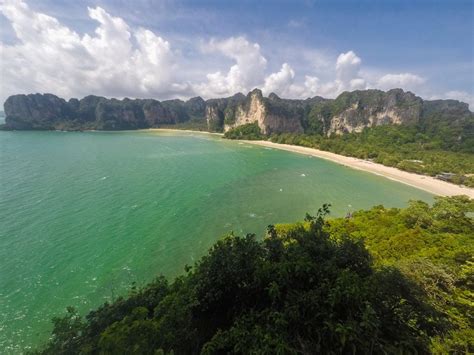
[0,130,433,352]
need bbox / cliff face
[205,93,246,132]
[209,89,307,134]
[3,94,73,129]
[3,94,204,131]
[323,89,423,135]
[224,89,268,133]
[3,89,471,134]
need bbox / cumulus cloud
[194,36,268,97]
[336,51,361,82]
[376,73,425,91]
[302,76,320,93]
[0,0,188,103]
[262,63,295,96]
[274,51,366,99]
[334,51,367,91]
[0,0,469,107]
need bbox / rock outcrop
[209,89,316,134]
[323,89,423,135]
[3,93,73,129]
[2,89,471,134]
[304,89,472,136]
[2,94,205,131]
[224,89,268,133]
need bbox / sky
[0,0,473,107]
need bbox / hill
[3,89,471,136]
[33,196,473,354]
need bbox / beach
[144,129,473,198]
[146,128,224,136]
[243,140,474,198]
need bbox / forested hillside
[34,196,473,354]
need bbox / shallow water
[0,130,433,352]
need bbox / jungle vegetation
[34,196,473,354]
[223,122,263,140]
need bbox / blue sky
[0,0,472,106]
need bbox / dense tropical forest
[34,196,473,354]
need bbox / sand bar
[243,140,474,198]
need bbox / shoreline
[8,127,471,197]
[145,128,224,136]
[243,140,474,198]
[143,128,473,198]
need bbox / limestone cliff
[2,94,204,130]
[3,93,73,129]
[224,89,268,133]
[2,89,471,134]
[324,89,423,135]
[209,89,306,134]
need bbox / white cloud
[280,50,366,98]
[302,76,320,93]
[376,73,425,91]
[194,36,267,97]
[334,51,367,92]
[336,50,361,83]
[443,91,473,109]
[349,78,366,90]
[0,0,470,109]
[262,63,295,96]
[0,0,186,103]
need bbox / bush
[224,122,263,140]
[34,198,474,354]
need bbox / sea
[0,126,433,352]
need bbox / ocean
[0,129,433,352]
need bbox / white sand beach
[144,129,473,198]
[146,128,224,136]
[243,140,474,198]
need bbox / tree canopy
[34,197,473,354]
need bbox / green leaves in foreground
[35,196,473,354]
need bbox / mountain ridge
[2,89,472,134]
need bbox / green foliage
[223,106,237,125]
[95,99,147,130]
[34,197,474,354]
[305,102,331,134]
[98,307,160,353]
[325,196,474,352]
[157,119,209,131]
[207,114,224,133]
[35,307,86,354]
[224,122,263,140]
